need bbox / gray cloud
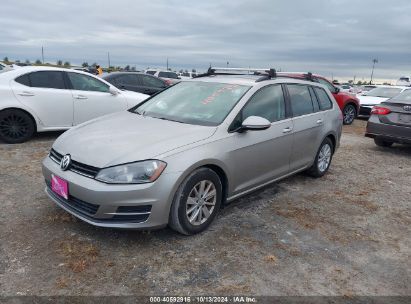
[1,0,411,82]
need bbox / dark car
[365,89,411,147]
[103,72,168,95]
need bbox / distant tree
[57,60,63,66]
[63,61,70,67]
[192,68,196,73]
[3,57,9,63]
[357,81,363,85]
[124,65,130,71]
[35,59,42,64]
[348,80,353,84]
[82,62,89,67]
[25,59,30,64]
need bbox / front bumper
[42,156,180,229]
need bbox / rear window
[19,71,66,89]
[15,74,30,86]
[158,71,179,79]
[146,71,156,75]
[364,87,403,98]
[314,87,333,110]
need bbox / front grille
[117,205,152,213]
[46,180,99,216]
[49,148,100,178]
[111,214,150,223]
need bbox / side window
[142,75,165,87]
[317,78,336,93]
[116,74,139,86]
[67,72,109,92]
[28,71,65,89]
[287,84,314,117]
[309,87,320,112]
[15,74,31,86]
[242,85,285,122]
[314,87,333,110]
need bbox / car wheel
[374,138,393,147]
[342,104,356,125]
[169,168,222,235]
[307,137,334,178]
[0,109,35,143]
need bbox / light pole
[370,58,378,84]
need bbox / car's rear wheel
[0,109,35,143]
[342,104,356,125]
[169,168,222,235]
[374,138,393,147]
[307,137,334,178]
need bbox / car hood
[120,90,149,106]
[53,111,217,168]
[357,95,389,105]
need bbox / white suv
[145,70,181,84]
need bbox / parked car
[42,68,342,235]
[103,72,168,95]
[365,89,411,146]
[396,76,410,87]
[339,84,352,93]
[277,72,360,125]
[0,67,148,143]
[357,86,411,116]
[0,62,15,73]
[357,85,377,95]
[145,70,181,85]
[179,72,198,80]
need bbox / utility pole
[166,57,169,70]
[370,58,378,84]
[107,52,111,68]
[41,46,44,64]
[226,61,229,67]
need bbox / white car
[0,62,15,73]
[357,86,411,116]
[0,67,149,143]
[145,70,181,84]
[396,76,410,86]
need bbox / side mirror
[334,87,340,94]
[241,116,271,131]
[109,86,120,95]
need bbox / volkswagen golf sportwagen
[42,68,343,235]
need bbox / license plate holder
[51,174,69,200]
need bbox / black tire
[169,168,222,235]
[306,137,334,178]
[342,104,356,125]
[0,109,35,143]
[374,138,393,147]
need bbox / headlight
[95,160,166,184]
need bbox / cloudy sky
[1,0,410,82]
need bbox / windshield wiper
[152,116,184,123]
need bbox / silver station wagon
[42,68,343,235]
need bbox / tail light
[164,79,173,86]
[371,106,391,115]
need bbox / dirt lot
[0,119,410,296]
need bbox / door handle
[282,127,293,133]
[316,119,323,124]
[74,95,88,99]
[18,91,34,96]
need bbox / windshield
[133,81,251,126]
[364,87,402,98]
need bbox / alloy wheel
[343,105,356,124]
[318,143,332,172]
[0,113,30,140]
[186,180,217,226]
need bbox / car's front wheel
[342,104,356,125]
[0,109,35,143]
[169,168,222,235]
[307,137,334,178]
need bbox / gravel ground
[0,119,410,296]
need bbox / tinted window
[242,85,285,122]
[146,71,156,75]
[115,74,140,86]
[287,84,314,117]
[15,74,30,86]
[142,75,165,87]
[158,71,178,79]
[317,78,336,93]
[314,87,333,110]
[29,71,65,89]
[67,72,109,92]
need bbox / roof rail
[194,67,277,80]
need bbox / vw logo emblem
[60,154,71,171]
[403,105,411,112]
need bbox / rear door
[11,71,73,127]
[114,74,145,93]
[286,84,325,171]
[66,72,128,125]
[227,84,294,195]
